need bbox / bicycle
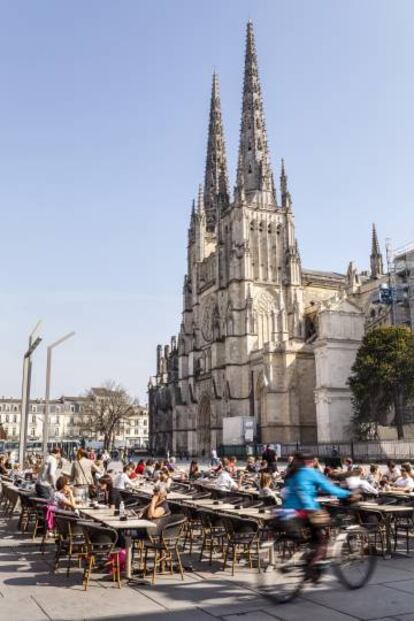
[255,505,377,603]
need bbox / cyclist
[281,451,353,575]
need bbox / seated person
[215,465,238,492]
[145,485,170,520]
[135,459,146,477]
[245,456,257,474]
[189,460,200,480]
[385,460,401,483]
[259,472,280,504]
[113,464,134,491]
[0,456,9,476]
[346,466,378,496]
[365,464,381,489]
[53,475,78,511]
[391,465,414,492]
[97,475,114,505]
[113,464,134,507]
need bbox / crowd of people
[3,442,414,522]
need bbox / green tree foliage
[349,327,414,439]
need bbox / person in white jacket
[346,466,378,496]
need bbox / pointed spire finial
[204,72,229,232]
[280,158,292,210]
[197,184,204,214]
[236,21,275,207]
[370,223,384,278]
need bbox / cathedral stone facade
[148,23,389,457]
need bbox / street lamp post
[42,331,76,456]
[18,321,42,466]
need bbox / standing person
[70,448,100,494]
[39,448,61,488]
[210,448,220,467]
[262,444,278,474]
[101,449,110,471]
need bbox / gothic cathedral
[148,23,389,456]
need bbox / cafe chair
[80,522,122,590]
[222,516,263,575]
[143,515,187,584]
[53,512,87,577]
[199,510,227,565]
[394,511,414,555]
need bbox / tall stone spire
[236,21,275,206]
[370,223,384,278]
[280,158,292,210]
[204,72,229,232]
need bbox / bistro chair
[356,508,386,557]
[143,514,187,584]
[80,521,122,590]
[53,512,87,576]
[199,510,227,565]
[221,516,264,575]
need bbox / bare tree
[80,381,138,450]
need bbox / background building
[0,394,149,449]
[148,22,400,457]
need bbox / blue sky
[0,0,413,404]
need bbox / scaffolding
[388,240,414,329]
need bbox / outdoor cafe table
[80,508,157,579]
[352,502,414,559]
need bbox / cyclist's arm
[314,470,350,500]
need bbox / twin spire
[204,72,229,232]
[200,21,281,232]
[370,223,384,278]
[236,21,275,204]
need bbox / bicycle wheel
[333,528,377,589]
[256,535,308,604]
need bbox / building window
[71,405,75,412]
[32,415,36,423]
[13,405,17,412]
[12,428,16,437]
[13,415,17,423]
[55,428,60,437]
[31,428,36,437]
[5,415,9,423]
[56,416,60,424]
[32,405,37,412]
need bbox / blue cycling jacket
[283,466,350,510]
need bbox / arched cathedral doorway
[198,396,211,457]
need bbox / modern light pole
[42,331,76,456]
[18,321,42,465]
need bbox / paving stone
[223,612,278,621]
[0,594,48,620]
[304,583,414,620]
[35,585,165,620]
[263,598,358,621]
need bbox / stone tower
[370,223,384,278]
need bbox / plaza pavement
[3,515,414,620]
